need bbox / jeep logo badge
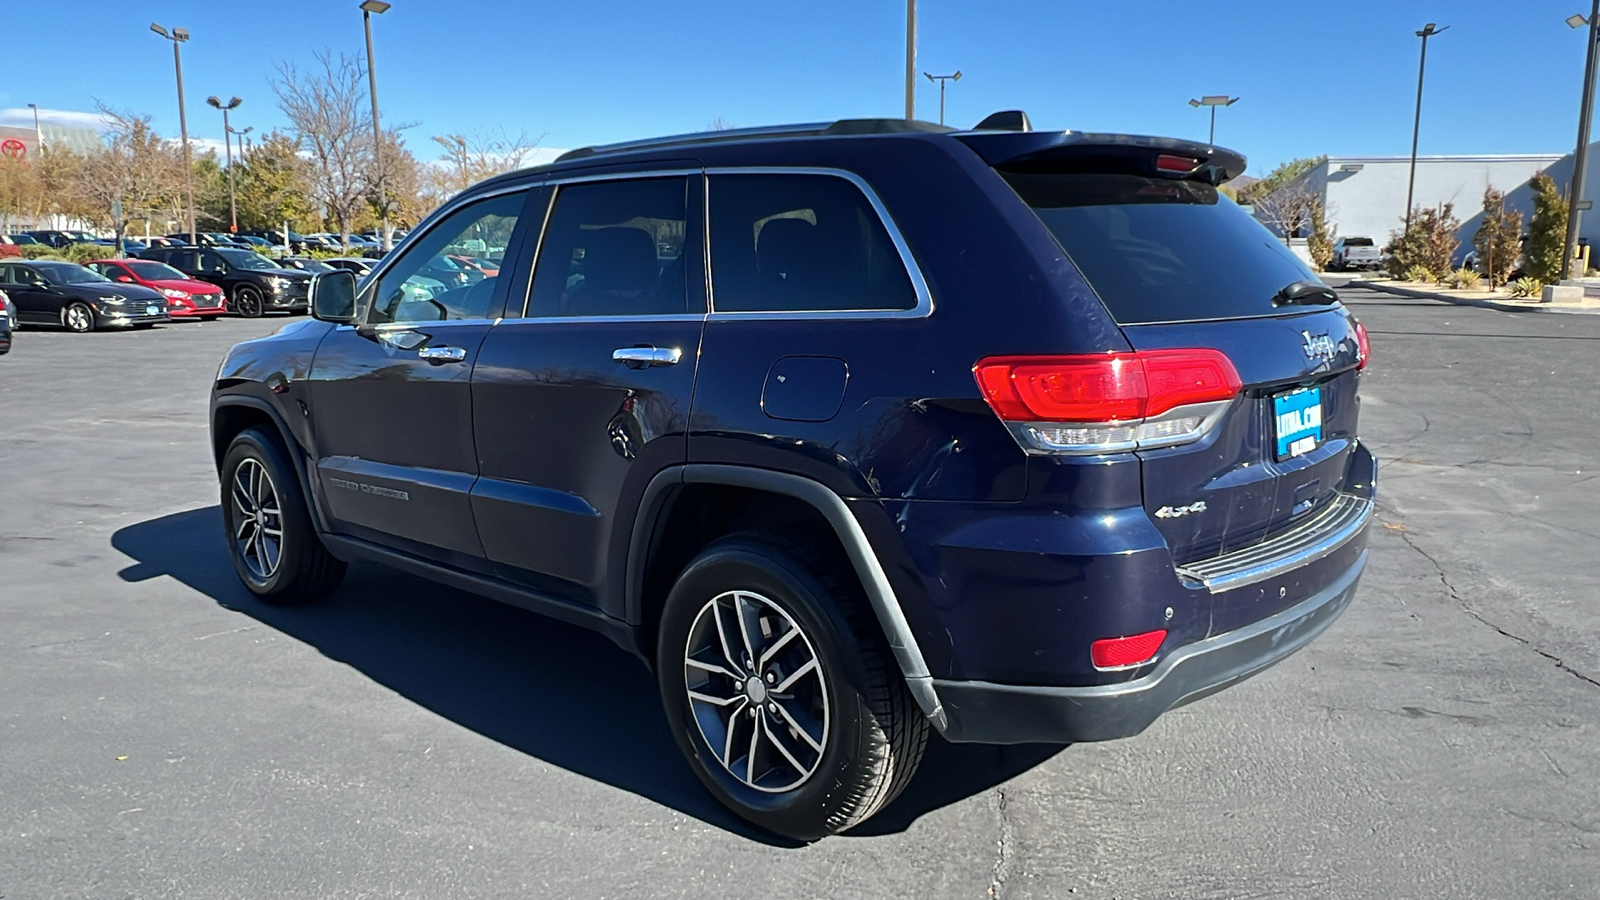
[1302,331,1337,363]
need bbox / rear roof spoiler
[955,131,1247,186]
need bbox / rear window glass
[1342,237,1374,246]
[1003,171,1317,325]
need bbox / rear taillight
[1354,321,1370,370]
[1090,629,1167,670]
[974,349,1241,454]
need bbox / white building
[1261,153,1571,262]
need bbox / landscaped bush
[1403,264,1434,283]
[62,243,109,264]
[1446,268,1482,289]
[1384,203,1461,281]
[1510,277,1542,298]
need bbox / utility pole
[923,71,962,126]
[904,0,916,120]
[151,23,196,244]
[361,1,392,251]
[207,96,243,233]
[1563,1,1600,280]
[1404,23,1448,234]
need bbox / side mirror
[310,269,360,324]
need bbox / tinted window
[708,173,916,313]
[34,262,109,284]
[1342,237,1374,247]
[526,178,692,318]
[1004,172,1316,324]
[367,190,527,324]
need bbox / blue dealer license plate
[1273,386,1322,459]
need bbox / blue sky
[0,0,1592,177]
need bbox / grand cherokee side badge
[1156,501,1207,519]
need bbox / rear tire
[657,532,927,841]
[220,427,345,605]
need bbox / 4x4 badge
[1302,330,1337,363]
[1155,501,1207,519]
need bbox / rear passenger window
[708,173,916,313]
[526,177,693,318]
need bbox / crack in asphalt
[987,788,1013,899]
[1392,526,1600,691]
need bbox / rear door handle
[418,346,467,364]
[613,346,682,368]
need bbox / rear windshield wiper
[1272,279,1339,306]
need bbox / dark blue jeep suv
[210,114,1374,840]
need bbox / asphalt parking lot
[2,288,1597,899]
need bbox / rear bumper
[933,547,1366,744]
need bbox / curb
[1347,280,1600,315]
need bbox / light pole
[207,96,242,233]
[1404,23,1448,234]
[150,23,196,244]
[1563,4,1600,280]
[904,0,916,120]
[1187,95,1239,145]
[923,71,962,126]
[26,102,41,154]
[361,0,392,250]
[230,124,254,161]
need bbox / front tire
[62,302,94,333]
[232,285,265,318]
[220,427,345,604]
[657,533,927,841]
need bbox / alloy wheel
[231,458,283,580]
[683,590,830,793]
[64,304,92,332]
[235,288,263,318]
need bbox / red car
[87,259,228,320]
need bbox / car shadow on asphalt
[111,506,1065,845]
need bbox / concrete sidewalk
[1345,277,1600,314]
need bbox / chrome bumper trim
[1176,492,1373,593]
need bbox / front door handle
[418,346,467,364]
[613,346,682,368]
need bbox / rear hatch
[965,132,1365,563]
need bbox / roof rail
[555,118,954,163]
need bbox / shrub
[1472,186,1523,288]
[1307,198,1334,271]
[1523,171,1567,285]
[1403,264,1434,283]
[19,245,65,260]
[1384,203,1460,280]
[1446,268,1482,289]
[1510,277,1542,298]
[62,243,109,264]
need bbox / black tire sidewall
[657,539,884,841]
[234,286,263,318]
[220,428,319,599]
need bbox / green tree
[1472,186,1523,289]
[1237,157,1323,207]
[1383,203,1459,280]
[1523,171,1567,285]
[233,131,313,232]
[1307,196,1334,271]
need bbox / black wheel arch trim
[210,392,333,536]
[628,463,948,732]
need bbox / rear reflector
[1354,321,1370,370]
[1091,629,1168,670]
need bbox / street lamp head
[1416,22,1447,37]
[149,22,168,38]
[228,96,242,109]
[924,72,935,83]
[172,27,190,41]
[952,70,962,81]
[1569,13,1589,28]
[360,0,392,12]
[206,95,221,109]
[1192,95,1239,107]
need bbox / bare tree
[68,107,185,250]
[274,51,372,250]
[429,128,544,198]
[1253,184,1318,247]
[706,117,738,132]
